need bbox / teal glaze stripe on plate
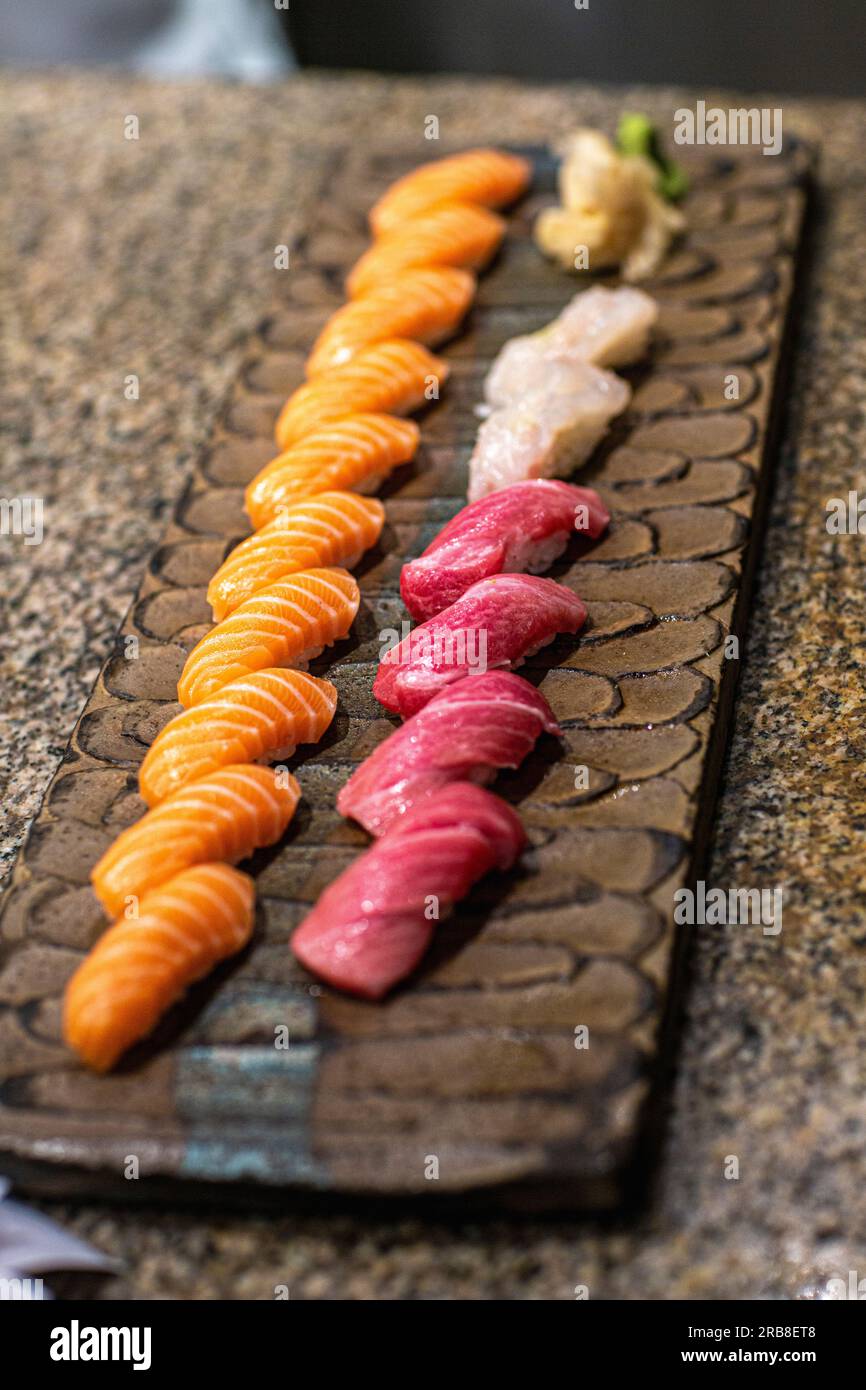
[178,1044,326,1185]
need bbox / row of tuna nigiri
[290,282,660,998]
[64,147,533,1069]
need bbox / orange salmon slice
[369,148,531,237]
[91,765,300,918]
[305,267,475,377]
[177,567,360,707]
[347,201,505,298]
[65,863,255,1071]
[209,491,384,620]
[274,339,447,451]
[246,415,418,529]
[139,668,338,806]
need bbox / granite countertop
[1,70,865,1300]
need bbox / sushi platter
[0,137,811,1207]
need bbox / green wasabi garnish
[617,112,688,202]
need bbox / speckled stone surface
[1,71,865,1300]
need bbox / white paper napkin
[0,1177,118,1300]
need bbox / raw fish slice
[544,285,658,366]
[292,783,526,999]
[369,148,532,236]
[374,573,587,718]
[338,671,560,836]
[247,415,418,528]
[139,669,337,807]
[468,367,630,502]
[347,202,505,297]
[91,765,300,918]
[178,567,359,708]
[274,340,448,451]
[210,492,384,619]
[401,479,609,621]
[64,864,255,1072]
[485,285,657,406]
[306,267,475,377]
[485,349,617,409]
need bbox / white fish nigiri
[485,286,657,408]
[469,364,630,501]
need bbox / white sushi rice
[258,741,298,763]
[503,532,571,574]
[287,644,325,669]
[514,633,559,664]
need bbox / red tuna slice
[338,671,560,836]
[291,782,526,999]
[374,573,587,718]
[400,479,609,622]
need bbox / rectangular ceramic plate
[0,142,810,1208]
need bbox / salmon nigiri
[139,669,337,806]
[305,267,474,377]
[209,491,384,620]
[346,202,505,298]
[275,340,447,450]
[246,416,417,530]
[369,148,532,237]
[65,863,255,1072]
[177,568,360,708]
[91,765,299,918]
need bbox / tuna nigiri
[139,669,337,807]
[401,479,609,622]
[91,765,299,918]
[468,366,630,502]
[369,148,532,237]
[346,202,505,298]
[305,267,475,377]
[210,491,384,619]
[274,340,448,451]
[178,568,360,708]
[374,573,587,718]
[484,285,658,407]
[246,416,417,530]
[338,672,560,836]
[65,863,255,1072]
[292,782,526,999]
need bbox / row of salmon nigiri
[64,147,532,1070]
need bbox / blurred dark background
[0,0,863,96]
[283,0,866,96]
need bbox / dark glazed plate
[0,140,812,1208]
